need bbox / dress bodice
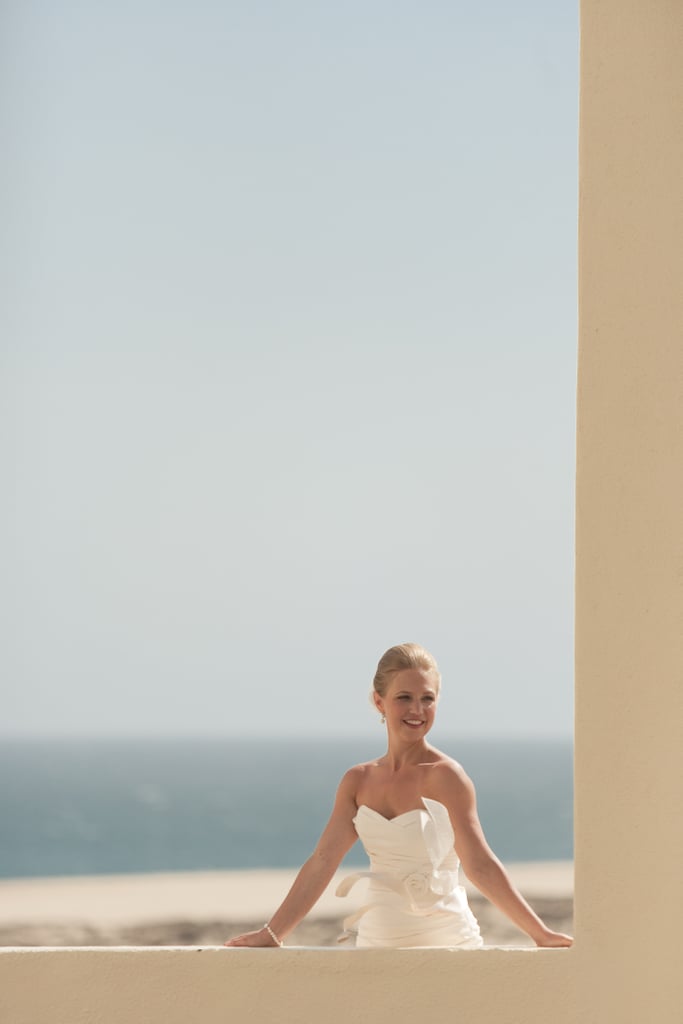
[336,797,483,949]
[353,798,461,885]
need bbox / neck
[383,736,432,771]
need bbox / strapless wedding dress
[336,797,483,948]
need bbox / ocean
[0,737,573,879]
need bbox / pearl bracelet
[263,922,283,947]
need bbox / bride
[224,643,573,949]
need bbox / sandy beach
[0,862,573,947]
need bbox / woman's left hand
[534,927,573,947]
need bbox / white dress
[336,797,483,948]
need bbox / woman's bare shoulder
[338,759,381,789]
[427,754,476,802]
[343,758,382,780]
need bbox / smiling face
[374,668,440,738]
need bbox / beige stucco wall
[574,0,683,1020]
[0,948,574,1024]
[2,1,682,1021]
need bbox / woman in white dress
[224,643,573,949]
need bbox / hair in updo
[372,643,441,698]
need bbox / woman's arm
[436,763,573,948]
[224,769,360,947]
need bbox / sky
[2,1,578,740]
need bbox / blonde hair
[372,643,441,697]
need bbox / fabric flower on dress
[403,872,431,907]
[403,871,429,896]
[402,869,461,910]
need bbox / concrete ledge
[0,947,575,1024]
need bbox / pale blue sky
[3,1,578,738]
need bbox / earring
[380,713,386,724]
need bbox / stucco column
[576,0,683,1019]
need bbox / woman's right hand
[223,927,281,948]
